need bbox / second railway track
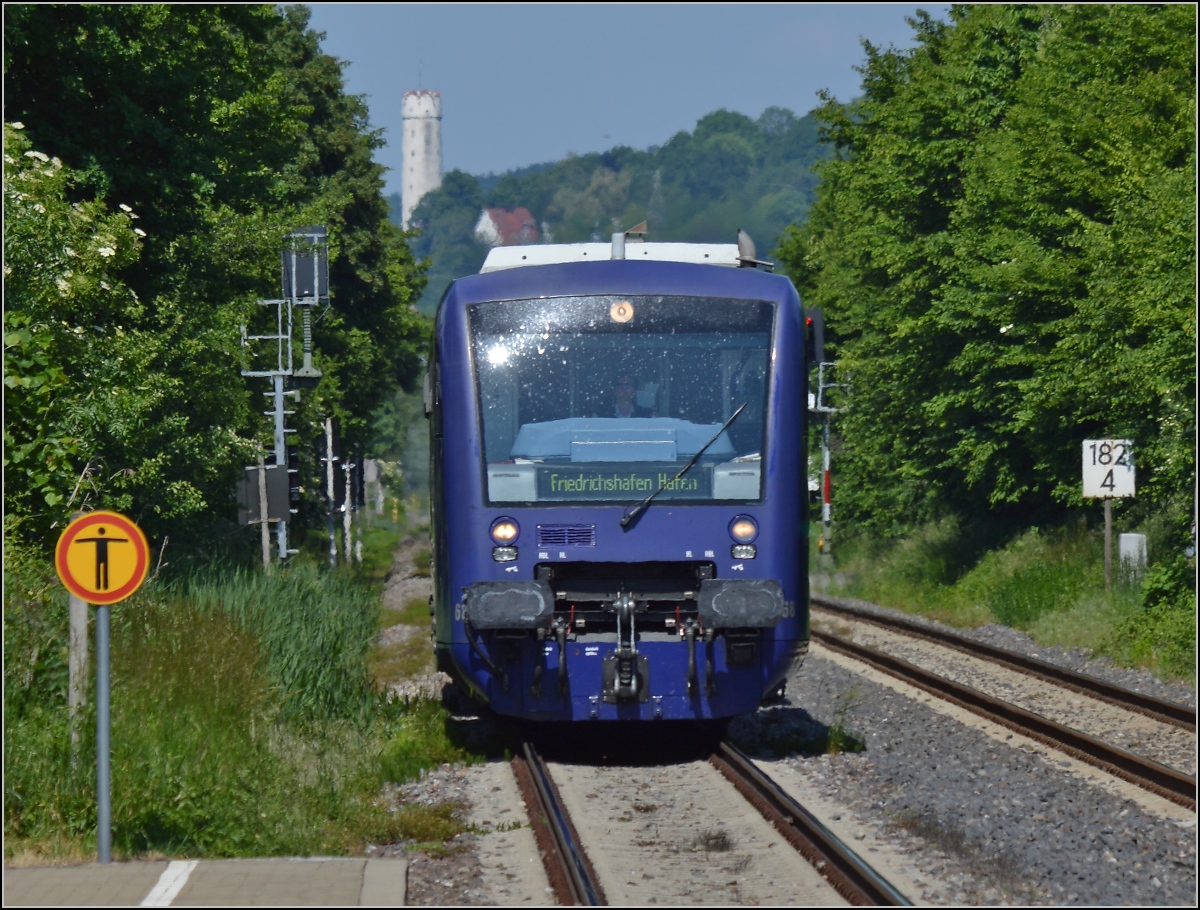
[808,601,1197,810]
[812,595,1196,730]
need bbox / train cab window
[470,296,774,504]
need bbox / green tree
[4,5,428,552]
[404,107,832,315]
[776,4,1195,540]
[3,125,154,529]
[407,169,489,313]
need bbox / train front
[432,261,809,721]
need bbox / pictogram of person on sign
[72,526,129,591]
[56,511,149,606]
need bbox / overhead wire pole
[343,459,355,564]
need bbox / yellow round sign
[55,511,150,605]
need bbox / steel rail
[812,595,1196,731]
[512,742,605,906]
[813,630,1197,810]
[711,741,911,906]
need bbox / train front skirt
[442,631,806,721]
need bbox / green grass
[816,519,1195,684]
[380,596,431,629]
[377,699,478,785]
[355,505,410,592]
[368,627,435,685]
[3,532,487,863]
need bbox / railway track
[512,738,909,906]
[809,600,1196,810]
[512,741,604,906]
[812,596,1196,731]
[710,741,910,906]
[497,604,1193,904]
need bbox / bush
[1102,552,1196,682]
[1104,597,1195,683]
[377,700,472,785]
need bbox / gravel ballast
[730,652,1197,906]
[372,539,1196,905]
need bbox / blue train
[427,234,814,722]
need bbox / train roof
[439,240,798,318]
[481,242,744,272]
[442,253,798,315]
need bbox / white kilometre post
[1082,439,1135,593]
[401,90,442,228]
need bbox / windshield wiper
[620,402,748,529]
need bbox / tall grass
[956,527,1099,628]
[816,519,1195,683]
[180,562,378,723]
[5,531,482,862]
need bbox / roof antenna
[611,221,648,260]
[736,229,774,270]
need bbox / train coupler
[602,651,648,703]
[602,593,648,702]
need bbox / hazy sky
[306,3,951,196]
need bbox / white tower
[401,90,442,228]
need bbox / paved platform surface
[3,857,406,907]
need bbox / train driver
[609,372,654,418]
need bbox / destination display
[536,464,711,501]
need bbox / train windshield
[470,295,773,504]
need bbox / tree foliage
[404,169,490,315]
[776,4,1195,542]
[4,5,428,553]
[398,106,830,312]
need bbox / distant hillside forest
[386,107,832,313]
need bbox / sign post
[1082,440,1135,592]
[55,511,150,864]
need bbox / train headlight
[490,518,519,545]
[729,516,759,543]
